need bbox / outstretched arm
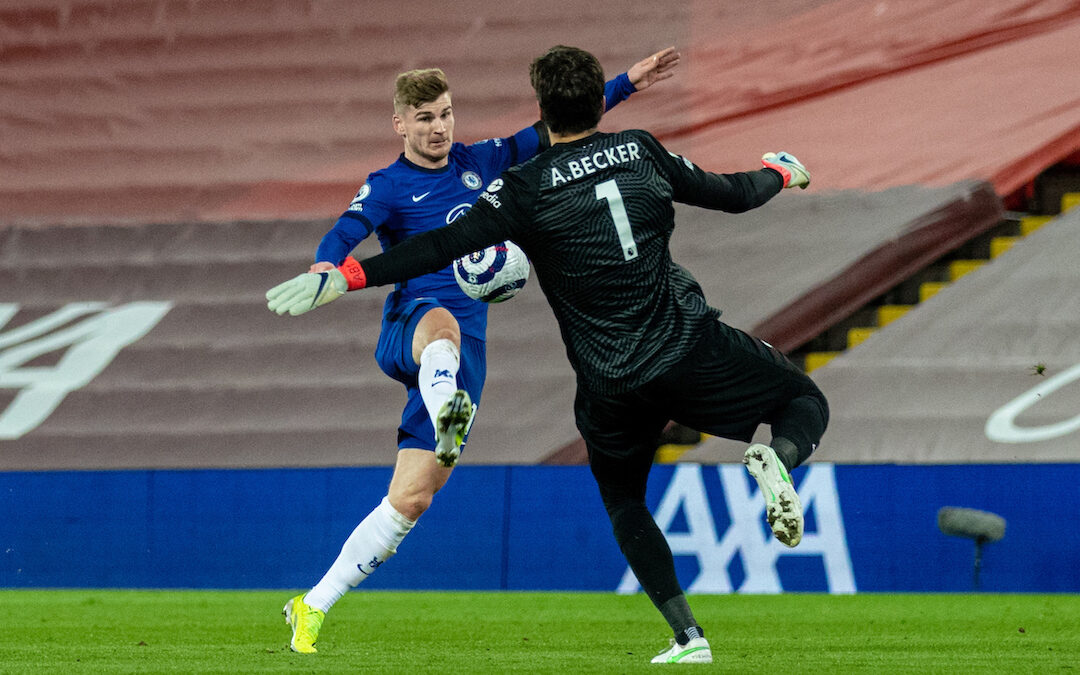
[604,46,681,111]
[626,46,680,92]
[267,198,515,316]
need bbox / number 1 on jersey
[595,179,638,260]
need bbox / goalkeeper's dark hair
[529,46,605,135]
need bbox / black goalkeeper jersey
[361,129,783,394]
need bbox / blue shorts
[374,294,486,452]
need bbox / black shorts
[576,319,824,492]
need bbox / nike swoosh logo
[311,273,328,307]
[412,192,431,202]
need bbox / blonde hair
[394,68,450,112]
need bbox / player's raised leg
[743,443,803,547]
[412,308,472,467]
[434,389,472,467]
[746,381,829,548]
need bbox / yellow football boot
[283,594,325,654]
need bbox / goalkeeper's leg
[585,426,709,663]
[599,484,705,634]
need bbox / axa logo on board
[0,302,171,440]
[618,463,856,595]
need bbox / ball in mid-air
[453,240,530,303]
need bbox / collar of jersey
[559,132,603,149]
[398,153,453,173]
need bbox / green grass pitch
[1,590,1077,673]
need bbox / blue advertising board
[2,463,1077,592]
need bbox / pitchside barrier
[2,463,1076,592]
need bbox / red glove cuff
[337,256,367,290]
[761,159,791,187]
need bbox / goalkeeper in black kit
[267,45,828,665]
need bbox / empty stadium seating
[4,0,1080,471]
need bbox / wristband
[337,256,367,290]
[761,160,791,187]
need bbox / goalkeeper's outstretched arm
[265,198,512,316]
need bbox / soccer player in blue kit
[268,46,680,654]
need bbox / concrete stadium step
[0,212,573,471]
[87,342,383,386]
[0,262,370,303]
[89,340,574,388]
[0,427,395,470]
[7,383,401,435]
[0,220,332,263]
[796,185,1079,375]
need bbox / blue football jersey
[315,74,637,340]
[316,128,541,339]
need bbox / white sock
[418,338,460,429]
[303,496,416,613]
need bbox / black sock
[771,436,799,472]
[769,389,829,469]
[659,595,698,642]
[676,625,704,645]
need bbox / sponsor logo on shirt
[446,202,472,224]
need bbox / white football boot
[651,637,713,664]
[434,389,472,468]
[743,443,803,547]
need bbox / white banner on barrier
[0,302,172,440]
[617,463,855,594]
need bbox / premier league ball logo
[453,241,530,303]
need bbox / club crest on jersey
[348,183,371,212]
[446,202,472,224]
[461,171,482,190]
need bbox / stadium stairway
[659,160,1080,463]
[791,167,1080,374]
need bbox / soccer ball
[453,240,530,303]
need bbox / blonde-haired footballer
[268,46,681,655]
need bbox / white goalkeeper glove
[266,268,348,316]
[761,151,810,189]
